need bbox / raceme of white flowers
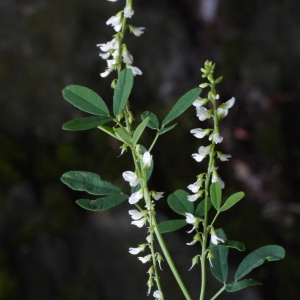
[97,0,144,77]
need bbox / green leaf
[225,279,262,292]
[62,116,113,131]
[141,111,159,129]
[113,68,134,116]
[219,240,245,251]
[62,85,109,115]
[157,123,177,135]
[61,171,121,195]
[167,190,194,216]
[158,219,187,233]
[210,182,222,210]
[194,199,212,217]
[114,127,132,144]
[132,117,149,146]
[76,194,128,211]
[162,87,201,126]
[210,229,229,283]
[235,245,285,281]
[220,192,245,212]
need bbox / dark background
[1,0,300,299]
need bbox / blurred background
[1,0,300,299]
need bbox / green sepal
[62,116,113,131]
[225,279,262,292]
[114,127,132,144]
[210,228,229,283]
[157,123,177,135]
[61,171,121,195]
[210,181,222,210]
[113,68,134,117]
[132,117,149,146]
[162,87,201,126]
[167,189,194,216]
[194,198,212,217]
[76,194,128,211]
[141,111,159,129]
[220,191,245,212]
[158,219,187,233]
[235,245,285,281]
[62,85,109,115]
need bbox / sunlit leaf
[113,68,134,116]
[235,245,285,281]
[62,85,109,115]
[167,189,194,216]
[76,194,128,211]
[158,219,187,233]
[62,116,112,131]
[162,87,201,126]
[61,171,121,195]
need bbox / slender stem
[153,217,193,300]
[210,285,226,300]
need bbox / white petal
[132,27,145,37]
[211,232,225,245]
[127,65,142,75]
[129,247,142,255]
[124,6,134,18]
[100,70,111,77]
[129,190,143,204]
[190,128,207,139]
[187,184,200,193]
[153,290,163,299]
[142,151,152,167]
[187,194,199,202]
[185,213,196,224]
[219,154,231,161]
[123,171,134,182]
[128,209,144,220]
[186,239,198,246]
[131,218,146,228]
[225,97,235,109]
[192,153,206,162]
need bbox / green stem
[210,285,226,300]
[153,217,192,300]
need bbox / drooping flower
[128,209,144,220]
[188,255,200,271]
[193,97,207,107]
[106,14,122,32]
[196,106,211,121]
[190,128,210,139]
[187,183,200,193]
[129,25,146,37]
[107,0,118,2]
[185,213,200,233]
[187,194,199,202]
[217,97,235,119]
[124,6,134,18]
[211,170,225,189]
[209,131,223,144]
[138,254,152,264]
[128,189,143,204]
[153,290,163,300]
[142,151,152,168]
[131,217,147,228]
[217,152,232,162]
[127,65,142,75]
[122,171,140,187]
[122,48,133,64]
[210,229,224,245]
[129,246,143,255]
[151,191,164,200]
[192,145,212,162]
[186,233,201,245]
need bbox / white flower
[187,194,199,202]
[152,191,164,200]
[193,97,207,107]
[190,128,209,139]
[142,151,152,167]
[122,171,140,187]
[129,247,143,255]
[129,189,143,204]
[107,0,118,2]
[218,153,231,162]
[217,97,235,119]
[128,209,144,220]
[209,132,223,144]
[196,106,211,121]
[122,48,133,64]
[192,145,211,162]
[131,217,147,228]
[106,15,122,32]
[186,213,196,224]
[138,254,151,264]
[188,255,200,271]
[130,26,146,36]
[187,183,200,193]
[127,65,142,75]
[212,171,225,189]
[186,239,198,246]
[100,70,111,78]
[153,290,163,300]
[124,6,134,18]
[210,230,224,245]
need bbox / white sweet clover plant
[60,1,285,299]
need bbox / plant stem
[210,285,226,300]
[153,217,193,300]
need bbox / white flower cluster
[97,0,145,77]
